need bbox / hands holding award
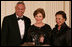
[31,31,45,46]
[39,34,44,43]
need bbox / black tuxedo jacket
[1,13,31,46]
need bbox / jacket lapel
[12,13,21,40]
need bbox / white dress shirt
[16,15,25,39]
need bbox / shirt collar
[16,15,23,18]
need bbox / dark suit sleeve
[1,17,9,46]
[25,18,31,42]
[28,18,31,28]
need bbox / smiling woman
[55,11,67,30]
[27,8,52,46]
[51,11,71,46]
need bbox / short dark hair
[16,1,25,8]
[33,8,45,19]
[55,11,67,21]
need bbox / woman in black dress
[27,8,52,46]
[51,11,71,46]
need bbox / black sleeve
[66,29,71,46]
[1,17,9,46]
[28,18,31,27]
[26,26,33,42]
[25,18,31,42]
[50,28,56,46]
[44,25,52,45]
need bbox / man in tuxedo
[1,2,31,46]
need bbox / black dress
[27,24,52,45]
[51,22,71,46]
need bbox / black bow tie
[17,17,24,20]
